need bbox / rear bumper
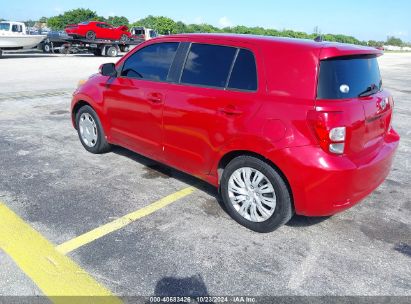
[270,128,400,216]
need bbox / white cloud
[218,16,232,28]
[388,31,408,37]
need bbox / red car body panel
[65,21,131,40]
[71,34,400,216]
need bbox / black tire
[42,43,51,53]
[86,31,96,40]
[119,45,129,52]
[220,156,293,233]
[93,49,102,56]
[106,46,118,57]
[75,105,111,154]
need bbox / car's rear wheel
[75,105,111,154]
[86,31,96,40]
[220,156,293,232]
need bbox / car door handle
[147,92,163,103]
[218,105,243,115]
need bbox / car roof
[158,33,383,59]
[87,21,106,24]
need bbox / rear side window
[181,44,237,88]
[121,42,179,81]
[317,56,382,99]
[228,49,257,91]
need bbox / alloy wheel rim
[228,167,276,222]
[79,113,98,147]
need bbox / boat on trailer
[0,21,46,57]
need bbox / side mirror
[99,63,117,77]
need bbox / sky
[2,0,410,42]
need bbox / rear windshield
[133,29,144,35]
[317,55,382,99]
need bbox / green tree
[43,10,371,45]
[39,17,48,23]
[132,15,177,34]
[24,20,36,27]
[386,36,403,46]
[106,16,129,27]
[368,40,384,47]
[175,21,187,33]
[47,8,100,30]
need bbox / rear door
[162,42,262,175]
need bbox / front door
[104,42,180,159]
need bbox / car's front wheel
[220,156,293,232]
[75,105,111,154]
[86,31,96,40]
[120,34,129,43]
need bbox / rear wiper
[358,84,379,97]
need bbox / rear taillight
[308,111,346,155]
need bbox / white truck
[130,27,159,41]
[0,21,46,57]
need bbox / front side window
[228,49,257,91]
[317,55,382,99]
[181,44,237,88]
[121,42,179,81]
[0,23,10,31]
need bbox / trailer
[57,37,144,57]
[38,31,72,53]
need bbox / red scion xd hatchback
[71,34,400,232]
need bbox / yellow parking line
[56,186,195,255]
[0,202,122,304]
